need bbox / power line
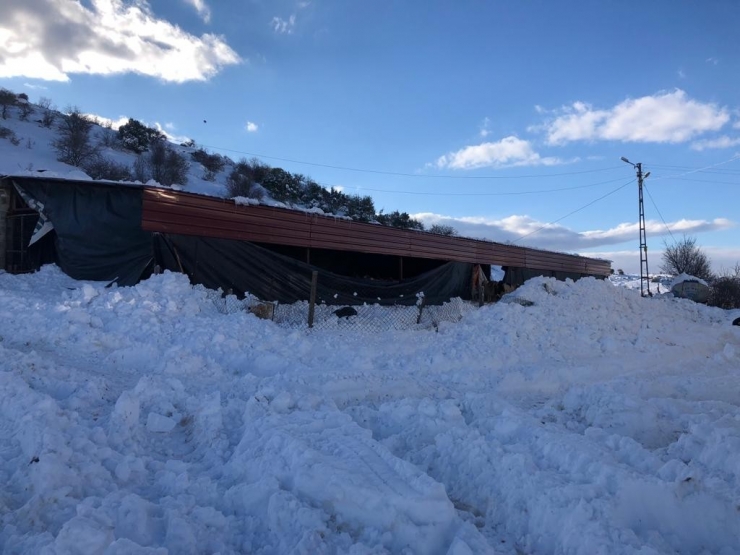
[326,176,631,197]
[200,142,623,180]
[643,183,676,243]
[649,155,740,182]
[511,179,635,244]
[670,177,740,185]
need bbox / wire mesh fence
[199,281,475,332]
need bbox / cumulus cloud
[245,121,259,133]
[691,136,740,151]
[271,14,296,34]
[436,136,567,170]
[540,90,729,145]
[0,0,240,82]
[412,212,733,252]
[183,0,211,23]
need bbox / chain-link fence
[199,282,475,332]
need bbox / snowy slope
[1,267,739,554]
[0,101,232,198]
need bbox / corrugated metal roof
[142,188,612,276]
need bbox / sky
[1,0,739,273]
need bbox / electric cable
[643,183,677,243]
[510,179,635,244]
[199,142,623,180]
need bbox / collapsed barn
[1,176,611,307]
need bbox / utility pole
[621,157,651,297]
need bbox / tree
[429,224,457,236]
[0,89,16,119]
[52,108,99,167]
[660,235,713,281]
[118,118,165,153]
[38,97,57,128]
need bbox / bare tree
[660,235,713,281]
[0,89,17,119]
[38,97,57,128]
[52,107,99,167]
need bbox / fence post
[416,294,426,325]
[308,270,318,328]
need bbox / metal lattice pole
[636,163,651,297]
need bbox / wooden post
[478,281,485,307]
[306,247,311,265]
[398,256,404,280]
[308,270,318,328]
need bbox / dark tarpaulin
[13,178,152,285]
[154,234,473,306]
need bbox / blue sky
[2,0,739,273]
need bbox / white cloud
[479,117,491,138]
[153,121,190,144]
[0,0,240,83]
[271,14,296,34]
[84,113,129,129]
[678,68,686,79]
[183,0,211,23]
[541,90,729,145]
[690,136,740,151]
[436,136,567,170]
[23,82,47,90]
[245,121,259,133]
[706,57,719,66]
[412,212,733,252]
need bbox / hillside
[0,89,425,231]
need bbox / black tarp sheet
[14,179,152,285]
[12,178,474,303]
[153,234,474,306]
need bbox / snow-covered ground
[1,266,739,554]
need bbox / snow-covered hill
[1,267,739,553]
[0,98,237,198]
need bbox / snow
[1,266,739,554]
[670,273,710,288]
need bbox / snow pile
[1,267,739,554]
[670,273,710,288]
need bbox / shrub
[52,107,99,167]
[132,156,149,182]
[82,156,132,181]
[146,140,189,186]
[429,224,457,236]
[708,264,740,309]
[226,159,260,198]
[0,126,15,139]
[191,148,226,180]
